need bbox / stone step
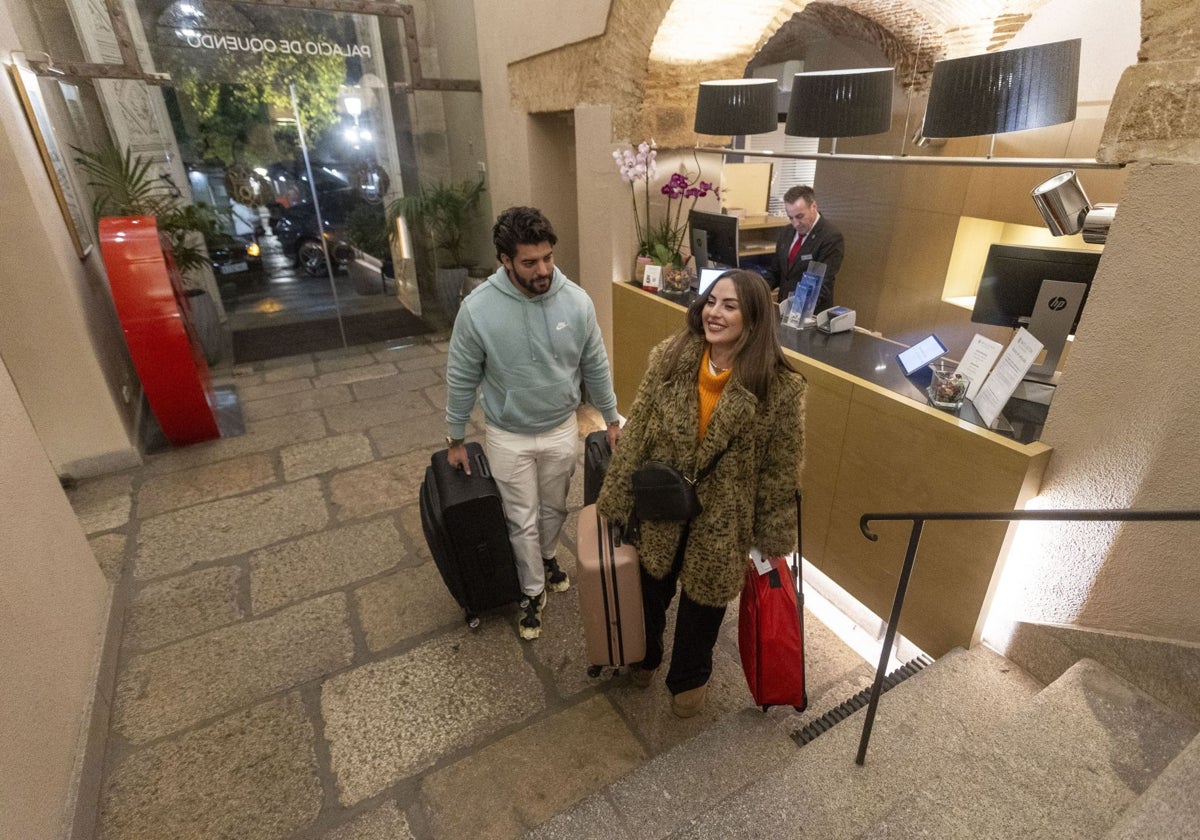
[521,647,880,840]
[663,645,1043,839]
[862,658,1199,839]
[522,706,799,840]
[1105,731,1200,839]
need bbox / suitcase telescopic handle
[794,489,803,601]
[795,489,807,702]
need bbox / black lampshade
[694,78,779,136]
[785,68,894,137]
[923,39,1080,138]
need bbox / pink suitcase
[577,504,645,675]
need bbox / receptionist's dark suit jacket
[763,215,845,313]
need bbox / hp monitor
[688,210,740,269]
[971,243,1101,380]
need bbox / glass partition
[132,0,457,362]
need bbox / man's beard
[515,271,551,295]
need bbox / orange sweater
[698,348,732,439]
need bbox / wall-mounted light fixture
[694,78,778,136]
[785,67,894,152]
[923,39,1081,141]
[1031,170,1116,244]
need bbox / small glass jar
[927,360,970,410]
[661,264,690,295]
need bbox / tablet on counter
[897,334,948,376]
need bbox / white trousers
[485,416,579,597]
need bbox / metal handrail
[853,508,1200,766]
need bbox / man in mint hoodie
[445,206,623,640]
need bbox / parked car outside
[271,204,355,277]
[210,201,264,287]
[210,232,264,284]
[265,161,362,277]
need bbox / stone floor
[70,334,870,840]
[217,223,414,338]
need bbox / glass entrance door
[140,0,429,363]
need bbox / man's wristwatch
[446,436,465,448]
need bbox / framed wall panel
[8,56,93,259]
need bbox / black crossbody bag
[631,449,726,522]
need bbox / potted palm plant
[387,179,485,320]
[75,146,221,274]
[75,145,225,363]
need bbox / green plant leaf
[73,144,224,277]
[387,179,484,267]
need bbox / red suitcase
[738,492,807,711]
[577,504,645,675]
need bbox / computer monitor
[688,210,740,269]
[971,243,1101,380]
[697,267,727,297]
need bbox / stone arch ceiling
[509,0,1051,147]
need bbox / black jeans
[638,530,728,695]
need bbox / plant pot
[185,288,222,365]
[460,272,487,304]
[634,256,653,285]
[348,253,385,296]
[436,266,470,321]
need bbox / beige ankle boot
[670,683,708,718]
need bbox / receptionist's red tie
[788,233,805,268]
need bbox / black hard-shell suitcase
[419,443,522,627]
[583,429,611,506]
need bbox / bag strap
[691,446,728,485]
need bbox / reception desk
[611,282,1051,657]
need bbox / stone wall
[509,0,672,142]
[509,0,1054,149]
[1100,0,1200,166]
[1100,1,1200,164]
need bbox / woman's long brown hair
[660,269,796,400]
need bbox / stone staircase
[524,646,1200,839]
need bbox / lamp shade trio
[693,37,1083,143]
[691,38,1108,241]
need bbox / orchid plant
[613,142,718,266]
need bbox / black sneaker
[519,590,546,640]
[544,557,570,593]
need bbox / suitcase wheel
[586,665,603,678]
[465,613,481,629]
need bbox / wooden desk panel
[823,384,1049,654]
[612,283,685,409]
[785,354,853,571]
